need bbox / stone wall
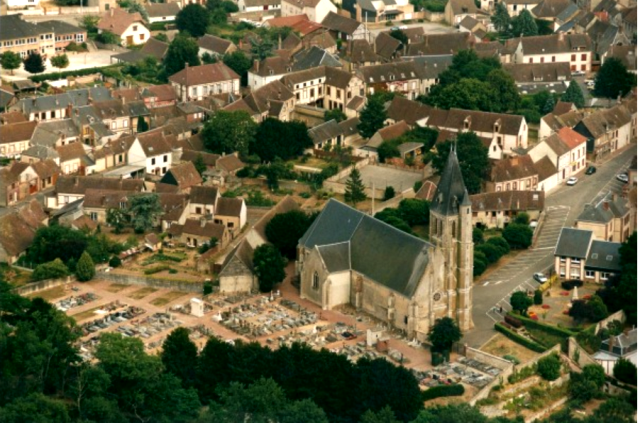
[567,337,601,368]
[594,309,626,334]
[466,346,516,371]
[98,271,203,293]
[13,276,74,296]
[525,397,568,423]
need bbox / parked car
[616,173,629,183]
[399,25,408,30]
[566,177,578,186]
[391,26,400,31]
[572,70,585,76]
[585,79,595,87]
[586,166,596,175]
[529,220,538,229]
[533,273,548,283]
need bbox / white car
[585,80,595,87]
[572,70,585,76]
[399,25,408,30]
[566,177,578,186]
[529,220,538,229]
[533,273,548,283]
[616,173,629,183]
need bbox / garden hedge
[422,384,465,401]
[507,312,575,338]
[494,323,547,353]
[29,64,122,83]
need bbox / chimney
[121,95,125,105]
[559,32,564,42]
[74,176,79,186]
[200,217,206,228]
[278,34,282,50]
[110,8,114,17]
[254,59,259,72]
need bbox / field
[26,285,67,301]
[480,333,539,364]
[150,291,188,307]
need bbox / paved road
[464,146,636,348]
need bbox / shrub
[495,323,546,353]
[508,364,538,384]
[144,264,171,275]
[474,251,487,276]
[203,281,213,296]
[534,290,543,305]
[508,312,574,338]
[476,243,503,264]
[109,256,122,268]
[422,384,464,401]
[487,236,510,255]
[503,355,520,365]
[502,223,533,249]
[383,186,396,201]
[31,259,69,281]
[76,252,96,282]
[613,357,637,385]
[168,268,178,274]
[561,280,584,290]
[537,353,561,381]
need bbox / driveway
[464,146,636,348]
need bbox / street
[464,146,636,348]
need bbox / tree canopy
[164,35,201,77]
[0,51,21,75]
[511,10,538,37]
[201,110,257,156]
[128,193,163,233]
[175,4,210,37]
[428,317,462,353]
[265,210,317,259]
[595,58,636,99]
[23,52,45,74]
[431,132,490,194]
[510,291,533,315]
[561,80,585,108]
[253,244,286,292]
[251,118,313,161]
[344,167,367,205]
[358,96,386,139]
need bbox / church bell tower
[429,148,474,331]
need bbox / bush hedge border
[422,383,465,401]
[495,322,547,353]
[507,312,575,338]
[29,64,122,83]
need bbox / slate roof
[470,190,545,212]
[606,45,637,71]
[292,46,341,71]
[374,32,401,60]
[439,108,525,136]
[309,119,343,144]
[554,227,593,258]
[281,66,354,89]
[385,96,433,126]
[0,15,42,42]
[168,62,240,86]
[321,11,361,35]
[225,80,294,117]
[57,142,86,162]
[407,55,453,79]
[21,145,60,161]
[160,162,202,188]
[97,8,146,36]
[300,199,434,297]
[587,20,620,57]
[359,61,420,84]
[503,62,571,83]
[431,149,471,216]
[0,120,37,144]
[216,197,244,217]
[505,33,592,56]
[338,117,361,136]
[220,239,254,277]
[55,175,145,195]
[406,32,474,56]
[531,0,572,18]
[491,155,537,182]
[586,240,622,271]
[144,2,181,18]
[35,20,85,36]
[30,120,79,148]
[198,34,234,55]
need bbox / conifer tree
[344,167,366,205]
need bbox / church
[296,151,474,340]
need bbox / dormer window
[464,117,471,130]
[269,69,274,75]
[381,75,385,81]
[390,74,395,81]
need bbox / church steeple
[431,149,469,217]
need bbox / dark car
[586,166,596,175]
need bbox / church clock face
[433,293,441,302]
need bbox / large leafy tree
[161,328,198,389]
[223,51,252,86]
[253,244,286,292]
[344,167,367,205]
[510,291,533,315]
[23,52,45,74]
[106,208,127,234]
[561,80,585,108]
[251,118,312,161]
[175,4,209,37]
[31,258,70,281]
[0,51,21,75]
[128,193,163,233]
[164,34,201,77]
[511,10,538,36]
[487,68,520,112]
[27,224,89,267]
[431,132,489,194]
[358,96,386,138]
[249,36,275,60]
[502,223,533,249]
[265,210,316,259]
[324,108,347,123]
[201,110,257,156]
[491,2,511,34]
[613,357,637,385]
[50,54,69,75]
[595,57,636,99]
[428,317,462,353]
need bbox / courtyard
[339,165,423,193]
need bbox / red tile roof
[557,127,587,150]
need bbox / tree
[96,30,119,45]
[251,118,312,161]
[491,2,511,33]
[249,36,275,60]
[360,406,401,423]
[201,52,218,64]
[175,4,209,37]
[0,51,21,75]
[476,243,503,264]
[137,116,149,133]
[377,140,401,162]
[487,68,520,112]
[358,96,386,138]
[109,256,122,268]
[265,210,315,259]
[487,236,510,256]
[375,210,414,234]
[594,397,636,423]
[613,357,637,385]
[27,225,89,267]
[561,80,585,108]
[0,393,71,423]
[76,251,95,282]
[31,258,70,281]
[510,291,533,315]
[431,132,490,194]
[50,54,69,76]
[569,365,605,403]
[411,403,488,423]
[164,34,201,77]
[383,186,396,201]
[344,167,367,205]
[426,78,495,112]
[198,237,218,254]
[473,228,484,245]
[154,32,169,42]
[533,289,543,305]
[502,223,533,249]
[397,198,429,226]
[162,328,198,388]
[106,207,127,234]
[324,108,347,122]
[536,353,561,381]
[474,251,488,276]
[194,154,207,176]
[128,193,163,233]
[253,244,286,293]
[80,15,100,33]
[388,30,408,49]
[23,52,46,74]
[428,317,462,353]
[512,10,538,37]
[595,58,635,99]
[514,212,530,225]
[201,110,257,156]
[223,51,252,86]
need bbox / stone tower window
[452,221,456,237]
[312,272,319,290]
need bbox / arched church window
[452,221,456,237]
[312,272,319,290]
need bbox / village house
[531,0,572,21]
[0,15,55,59]
[405,32,475,57]
[594,328,637,376]
[35,20,87,52]
[57,142,88,175]
[92,99,133,135]
[218,239,256,293]
[30,119,79,150]
[281,66,364,111]
[127,129,174,176]
[169,63,241,102]
[363,120,410,157]
[97,8,150,46]
[224,80,296,122]
[554,227,621,282]
[111,37,169,64]
[487,155,539,193]
[142,85,178,109]
[321,12,370,41]
[248,56,293,90]
[281,0,337,23]
[0,160,62,206]
[575,195,632,243]
[46,175,146,209]
[539,109,583,141]
[528,127,587,184]
[168,218,230,249]
[470,190,545,229]
[445,0,485,26]
[214,197,248,234]
[407,56,453,94]
[297,150,474,337]
[358,61,424,100]
[82,189,135,223]
[499,0,542,16]
[348,0,414,24]
[0,120,37,158]
[603,45,637,74]
[238,0,280,12]
[144,2,181,23]
[502,33,593,73]
[9,87,112,122]
[573,104,633,162]
[158,162,203,193]
[308,119,345,150]
[0,200,48,264]
[197,34,237,59]
[503,62,571,94]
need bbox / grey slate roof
[0,15,42,42]
[35,20,85,36]
[300,199,434,297]
[586,240,621,271]
[577,203,613,223]
[292,46,342,71]
[22,145,60,161]
[554,227,592,258]
[430,149,471,216]
[31,119,80,147]
[406,55,453,79]
[308,119,343,144]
